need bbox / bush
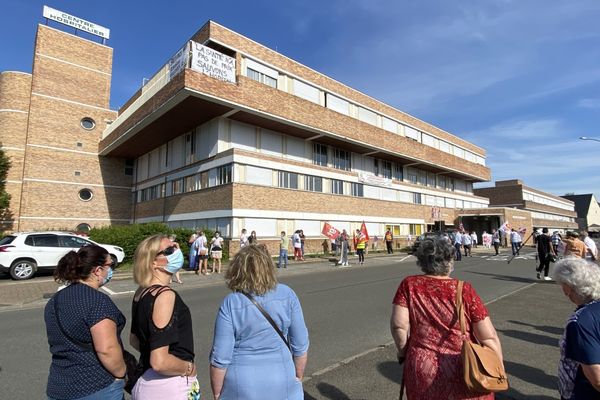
[88,223,228,266]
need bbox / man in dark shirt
[536,228,556,280]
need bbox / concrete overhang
[99,70,490,183]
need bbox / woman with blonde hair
[129,234,199,399]
[209,245,309,400]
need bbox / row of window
[530,211,575,223]
[523,192,574,211]
[138,164,232,202]
[311,143,473,193]
[244,57,486,166]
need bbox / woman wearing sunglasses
[129,234,199,399]
[45,245,126,400]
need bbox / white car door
[28,234,64,267]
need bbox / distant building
[474,179,578,234]
[561,194,600,233]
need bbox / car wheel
[110,255,118,268]
[9,260,37,280]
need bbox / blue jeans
[512,242,521,255]
[278,249,288,268]
[49,379,125,400]
[454,243,462,260]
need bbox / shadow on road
[376,360,402,384]
[305,383,355,400]
[468,271,535,284]
[504,360,557,391]
[498,329,559,347]
[507,320,564,336]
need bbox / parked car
[0,232,125,280]
[411,231,456,254]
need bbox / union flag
[322,222,341,240]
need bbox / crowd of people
[42,226,600,399]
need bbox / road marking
[100,286,135,296]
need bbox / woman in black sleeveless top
[129,234,199,399]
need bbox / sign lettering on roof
[43,6,110,39]
[190,42,236,83]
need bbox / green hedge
[88,223,227,266]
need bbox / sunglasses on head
[157,245,176,257]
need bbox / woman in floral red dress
[391,237,504,399]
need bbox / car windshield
[0,236,16,245]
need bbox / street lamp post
[579,136,600,142]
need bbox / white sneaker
[543,276,553,281]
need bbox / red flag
[360,221,370,241]
[322,222,340,240]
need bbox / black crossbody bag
[241,291,291,352]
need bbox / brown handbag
[456,281,509,393]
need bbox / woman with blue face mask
[129,234,199,400]
[45,245,126,400]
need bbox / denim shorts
[48,379,125,400]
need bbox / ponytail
[53,245,109,284]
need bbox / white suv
[0,232,125,280]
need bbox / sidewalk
[303,281,570,399]
[0,251,380,309]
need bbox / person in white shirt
[462,232,473,257]
[581,231,598,261]
[210,231,225,273]
[510,229,522,256]
[194,231,209,275]
[239,229,249,249]
[453,231,463,261]
[470,231,478,248]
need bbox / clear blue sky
[2,1,600,201]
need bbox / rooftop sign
[43,6,110,40]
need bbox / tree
[564,192,575,196]
[0,145,11,220]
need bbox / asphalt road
[0,250,568,399]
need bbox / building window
[313,143,328,166]
[76,223,91,233]
[80,117,96,130]
[278,171,298,189]
[427,172,436,187]
[375,160,392,179]
[351,183,364,197]
[412,193,422,204]
[418,170,427,186]
[78,188,93,201]
[247,68,277,88]
[125,159,135,176]
[332,149,351,171]
[172,178,184,195]
[304,175,322,192]
[331,179,344,195]
[407,168,418,184]
[394,163,403,181]
[217,165,232,185]
[185,174,200,192]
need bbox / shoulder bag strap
[456,280,466,337]
[53,286,94,351]
[241,291,291,352]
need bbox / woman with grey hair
[390,237,503,399]
[554,257,600,399]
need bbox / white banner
[358,173,392,188]
[168,43,189,80]
[190,42,236,83]
[43,6,110,39]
